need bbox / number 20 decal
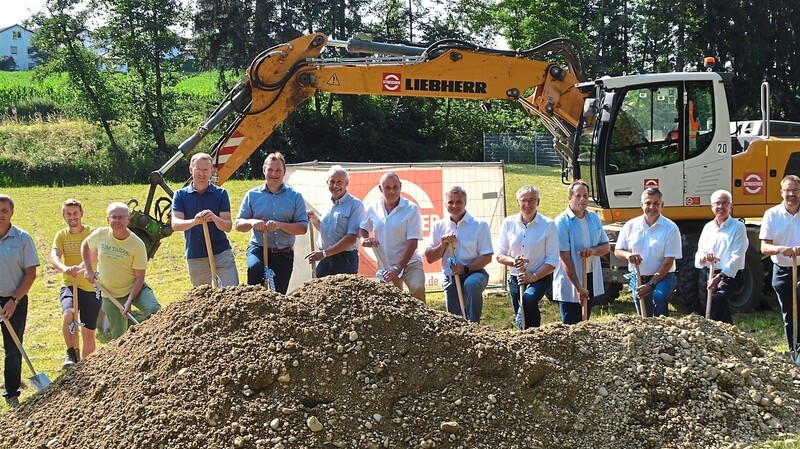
[717,143,728,154]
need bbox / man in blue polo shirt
[235,152,308,294]
[172,152,239,287]
[305,165,364,277]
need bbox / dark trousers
[559,273,595,325]
[704,268,740,324]
[772,265,800,350]
[508,274,552,329]
[0,296,27,399]
[246,245,294,294]
[316,251,359,278]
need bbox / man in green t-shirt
[50,199,100,368]
[82,202,161,340]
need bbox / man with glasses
[82,202,161,340]
[614,187,682,317]
[761,175,800,352]
[305,165,364,277]
[695,190,747,323]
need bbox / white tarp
[285,162,507,293]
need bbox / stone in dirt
[2,274,800,449]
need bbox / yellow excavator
[128,32,800,314]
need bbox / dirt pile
[2,275,800,449]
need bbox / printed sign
[685,196,700,206]
[382,73,401,92]
[743,172,764,195]
[644,178,659,189]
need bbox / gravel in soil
[2,274,800,449]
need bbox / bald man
[359,172,426,301]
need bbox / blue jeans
[772,265,799,351]
[246,245,294,294]
[508,274,552,329]
[443,269,489,323]
[316,250,359,278]
[632,273,676,317]
[559,272,595,325]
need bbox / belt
[268,246,293,253]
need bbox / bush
[3,97,63,121]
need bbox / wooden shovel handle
[202,222,219,288]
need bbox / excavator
[128,32,800,314]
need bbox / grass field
[0,164,790,431]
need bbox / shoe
[62,348,77,369]
[5,396,19,409]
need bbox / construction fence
[483,132,560,166]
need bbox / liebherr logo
[382,73,488,94]
[382,73,401,91]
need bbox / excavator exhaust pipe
[327,37,425,57]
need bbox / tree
[192,0,252,91]
[0,56,15,71]
[94,0,188,154]
[30,0,120,152]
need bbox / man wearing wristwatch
[305,165,364,277]
[614,187,682,317]
[553,180,611,324]
[425,186,493,322]
[82,202,161,340]
[359,172,426,301]
[0,194,39,409]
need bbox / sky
[2,0,47,29]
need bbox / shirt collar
[0,225,18,241]
[332,191,351,205]
[259,183,287,194]
[450,211,474,226]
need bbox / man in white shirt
[425,186,493,322]
[760,175,800,352]
[496,185,559,329]
[695,189,747,324]
[614,187,682,317]
[359,172,426,301]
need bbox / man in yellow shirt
[82,202,160,340]
[51,199,99,368]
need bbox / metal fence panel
[483,132,560,166]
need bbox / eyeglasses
[711,201,730,207]
[782,188,800,194]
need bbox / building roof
[0,24,34,34]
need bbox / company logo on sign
[644,178,659,189]
[349,170,443,278]
[743,173,764,195]
[685,196,700,206]
[382,73,401,91]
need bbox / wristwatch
[322,249,328,258]
[647,282,656,290]
[10,295,19,305]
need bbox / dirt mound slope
[2,274,800,449]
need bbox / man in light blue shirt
[553,180,610,324]
[235,152,308,293]
[306,165,364,277]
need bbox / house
[0,24,36,70]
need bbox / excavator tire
[674,241,701,314]
[696,246,765,315]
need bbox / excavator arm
[131,32,589,258]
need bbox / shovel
[70,276,83,362]
[705,260,715,320]
[370,243,389,283]
[447,242,467,320]
[791,255,800,364]
[581,257,589,321]
[309,223,317,279]
[517,279,527,330]
[1,314,50,391]
[202,222,221,289]
[262,230,276,291]
[634,263,647,318]
[93,275,140,325]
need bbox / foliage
[30,0,121,151]
[0,56,16,71]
